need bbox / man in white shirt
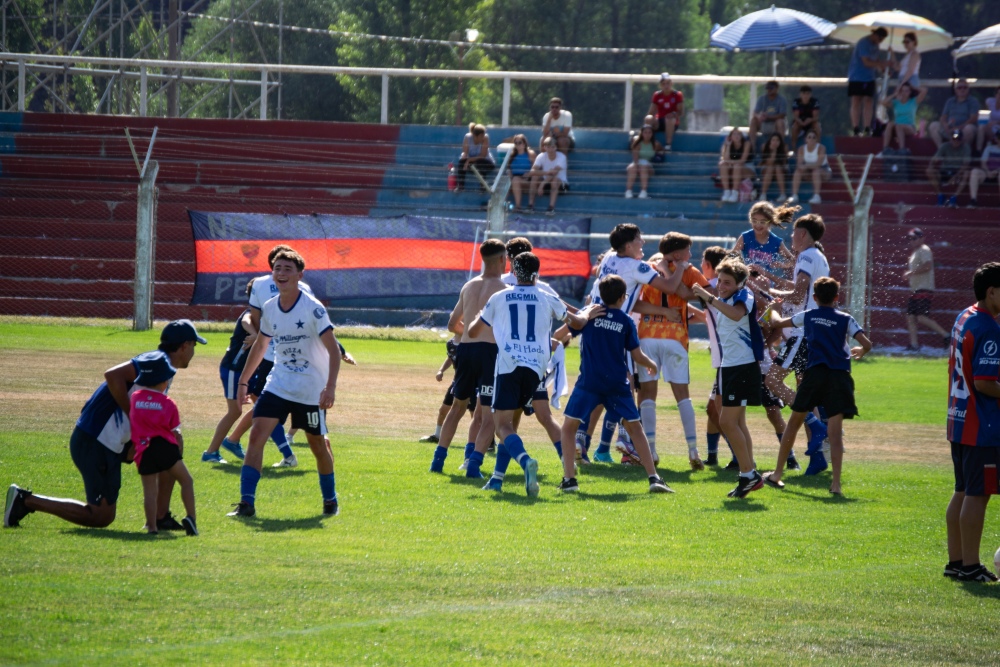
[902,227,949,350]
[529,139,569,215]
[541,97,575,153]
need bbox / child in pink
[129,352,197,536]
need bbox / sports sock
[600,413,617,447]
[818,406,829,424]
[707,432,720,455]
[430,445,448,472]
[804,413,821,428]
[271,425,293,459]
[595,443,611,455]
[319,472,336,502]
[776,432,784,443]
[639,400,656,449]
[240,466,261,505]
[466,451,485,477]
[503,434,530,469]
[463,442,475,460]
[434,424,442,438]
[552,440,562,458]
[677,398,697,448]
[493,443,512,478]
[739,469,756,479]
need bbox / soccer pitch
[0,321,997,666]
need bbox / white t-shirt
[789,246,829,336]
[711,287,756,368]
[908,244,935,292]
[501,272,560,298]
[532,151,569,184]
[542,110,574,137]
[250,275,313,362]
[259,290,334,405]
[481,285,568,379]
[588,252,657,314]
[705,277,722,368]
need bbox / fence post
[260,69,268,120]
[502,76,510,127]
[381,74,389,124]
[623,80,633,131]
[139,66,147,117]
[134,160,159,331]
[848,184,874,329]
[17,59,25,111]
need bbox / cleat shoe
[483,478,503,492]
[4,484,33,528]
[725,458,740,471]
[559,477,579,493]
[943,561,962,579]
[201,450,227,464]
[465,467,484,479]
[458,459,469,472]
[786,455,802,471]
[418,434,440,443]
[182,516,198,536]
[804,452,828,476]
[524,458,540,498]
[730,471,764,498]
[272,454,298,468]
[822,437,831,459]
[957,564,999,583]
[156,512,185,531]
[649,476,674,493]
[705,453,718,466]
[615,441,642,466]
[689,450,705,471]
[487,441,497,453]
[806,421,827,456]
[221,438,245,460]
[323,500,339,516]
[227,501,255,518]
[593,450,614,464]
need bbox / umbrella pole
[772,51,777,77]
[876,33,893,125]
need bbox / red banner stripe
[194,239,592,277]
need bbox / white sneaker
[625,190,634,199]
[458,459,469,471]
[787,194,799,204]
[727,190,739,203]
[721,190,731,201]
[272,454,298,468]
[638,190,648,199]
[809,194,822,204]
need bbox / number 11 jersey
[481,285,567,380]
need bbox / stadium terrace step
[0,218,194,243]
[0,295,244,321]
[0,277,192,302]
[835,136,938,157]
[0,256,193,282]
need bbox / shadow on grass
[232,515,327,532]
[210,466,309,479]
[65,528,178,541]
[958,581,1000,598]
[721,498,768,512]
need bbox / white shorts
[637,338,690,384]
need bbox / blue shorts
[951,442,1000,496]
[564,386,640,423]
[220,365,240,400]
[69,426,122,506]
[248,359,273,397]
[492,367,543,411]
[452,342,498,407]
[254,391,327,436]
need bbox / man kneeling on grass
[761,277,871,495]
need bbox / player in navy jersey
[732,202,796,281]
[227,249,343,518]
[4,321,206,530]
[761,278,871,496]
[558,275,672,494]
[943,263,1000,583]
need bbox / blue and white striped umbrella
[954,23,1000,59]
[710,5,835,52]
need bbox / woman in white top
[529,138,569,215]
[976,86,1000,152]
[789,130,831,205]
[891,32,926,98]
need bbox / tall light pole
[455,28,479,126]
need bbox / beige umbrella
[829,10,954,53]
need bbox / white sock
[639,399,656,448]
[677,398,698,449]
[434,424,442,438]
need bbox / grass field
[1,321,998,666]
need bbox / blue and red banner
[188,212,591,305]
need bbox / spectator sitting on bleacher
[718,128,755,203]
[976,86,1000,152]
[848,27,889,136]
[529,138,569,215]
[454,123,496,192]
[749,81,787,141]
[541,97,574,154]
[758,132,789,203]
[927,130,971,208]
[506,134,536,212]
[969,127,1000,209]
[625,125,665,199]
[929,79,980,149]
[880,82,927,154]
[788,130,830,205]
[644,72,684,152]
[789,85,821,147]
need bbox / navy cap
[160,319,207,345]
[134,351,177,387]
[906,227,923,239]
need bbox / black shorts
[443,380,477,412]
[775,336,809,374]
[907,290,933,316]
[653,116,680,134]
[521,382,549,416]
[254,391,327,436]
[847,80,876,97]
[951,442,1000,496]
[718,362,763,407]
[248,359,274,397]
[69,426,122,506]
[791,365,858,418]
[493,367,544,411]
[540,182,570,195]
[452,342,498,407]
[761,373,784,409]
[136,436,182,475]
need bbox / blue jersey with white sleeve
[740,230,786,278]
[791,306,863,372]
[574,308,640,394]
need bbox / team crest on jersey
[313,307,326,319]
[637,263,651,274]
[985,340,998,357]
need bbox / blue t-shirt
[791,306,863,372]
[573,308,640,394]
[740,230,785,278]
[848,37,880,82]
[947,305,1000,447]
[892,97,918,127]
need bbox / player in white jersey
[228,249,343,518]
[468,252,588,496]
[699,246,729,466]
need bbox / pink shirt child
[129,388,180,469]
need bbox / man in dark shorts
[847,27,888,136]
[902,228,949,351]
[4,320,206,530]
[943,263,1000,583]
[644,72,684,151]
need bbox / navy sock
[464,442,475,460]
[818,406,829,425]
[240,465,261,505]
[504,434,530,469]
[707,432,720,454]
[600,414,617,446]
[776,432,783,443]
[596,443,611,454]
[552,440,562,458]
[272,424,293,459]
[430,445,448,472]
[493,444,512,478]
[319,472,336,502]
[805,412,821,428]
[466,450,485,476]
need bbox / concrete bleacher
[0,111,994,345]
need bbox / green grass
[0,321,994,666]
